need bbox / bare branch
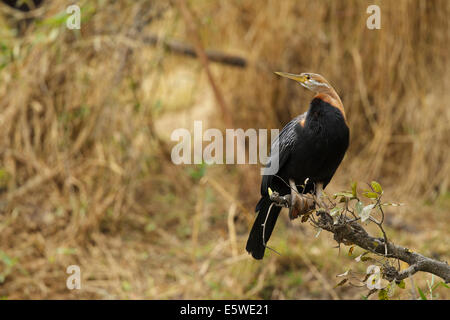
[269,187,450,283]
[313,209,450,283]
[270,181,450,283]
[141,34,247,68]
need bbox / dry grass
[0,0,448,299]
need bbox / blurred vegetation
[0,0,448,299]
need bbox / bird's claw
[269,189,315,221]
[289,192,315,220]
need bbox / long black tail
[245,196,282,259]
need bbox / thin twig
[261,202,281,256]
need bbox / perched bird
[246,72,350,259]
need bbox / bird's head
[275,72,331,93]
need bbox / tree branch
[269,192,450,283]
[141,34,247,68]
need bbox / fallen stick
[142,34,247,68]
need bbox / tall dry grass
[206,0,450,198]
[0,0,448,299]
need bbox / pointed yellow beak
[274,72,307,83]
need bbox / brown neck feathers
[314,88,346,121]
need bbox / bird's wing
[260,112,307,195]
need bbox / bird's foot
[288,192,315,221]
[314,184,328,210]
[269,189,315,221]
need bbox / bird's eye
[306,75,311,80]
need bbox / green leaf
[397,280,406,289]
[360,256,374,262]
[121,280,132,292]
[329,207,342,225]
[382,202,404,207]
[145,223,156,232]
[431,281,449,290]
[333,192,354,199]
[38,11,69,27]
[351,181,357,198]
[417,286,427,300]
[440,282,450,289]
[378,289,389,300]
[371,181,383,194]
[0,251,17,267]
[187,163,207,181]
[355,251,369,262]
[56,247,77,255]
[363,192,379,199]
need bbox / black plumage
[246,72,350,260]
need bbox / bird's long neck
[314,87,346,121]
